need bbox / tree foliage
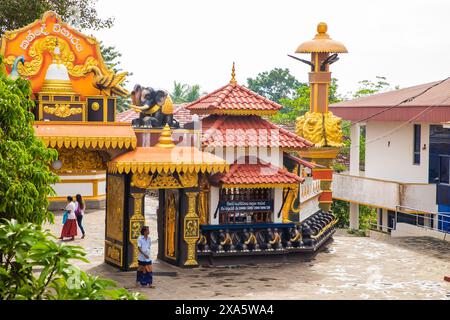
[0,57,58,225]
[271,78,342,125]
[99,42,131,112]
[170,81,204,103]
[247,68,302,104]
[0,219,144,300]
[0,0,113,36]
[352,76,397,99]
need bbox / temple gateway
[1,11,345,269]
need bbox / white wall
[53,183,93,197]
[299,195,320,222]
[98,180,106,196]
[273,188,283,223]
[209,186,220,225]
[365,121,429,184]
[208,147,283,167]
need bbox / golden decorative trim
[105,240,123,266]
[149,173,182,189]
[39,136,137,149]
[222,183,298,189]
[178,172,198,188]
[297,147,340,159]
[206,109,278,116]
[184,192,199,266]
[165,192,177,259]
[198,175,209,225]
[44,104,82,118]
[48,195,106,201]
[40,79,76,93]
[130,193,146,268]
[107,162,228,175]
[53,149,106,172]
[131,173,152,189]
[57,170,106,175]
[56,178,106,184]
[310,218,338,239]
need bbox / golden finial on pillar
[230,62,237,85]
[156,124,175,148]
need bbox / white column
[209,186,220,225]
[274,188,283,223]
[349,122,360,175]
[349,202,359,229]
[382,209,388,232]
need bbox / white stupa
[40,44,75,93]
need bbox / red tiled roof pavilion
[210,156,304,188]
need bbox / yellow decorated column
[290,22,347,211]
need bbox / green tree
[352,76,397,99]
[0,219,144,300]
[0,0,113,35]
[170,81,205,103]
[99,42,131,112]
[247,68,302,104]
[271,78,342,125]
[0,57,58,225]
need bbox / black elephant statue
[130,84,180,128]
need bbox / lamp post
[290,22,347,211]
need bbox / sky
[89,0,450,98]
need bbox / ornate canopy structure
[1,11,132,208]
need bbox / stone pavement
[45,197,450,300]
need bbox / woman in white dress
[60,196,77,240]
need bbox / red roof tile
[185,83,282,115]
[210,156,304,186]
[200,115,313,149]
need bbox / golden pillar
[291,22,347,211]
[183,192,200,266]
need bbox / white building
[329,80,450,237]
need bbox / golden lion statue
[296,111,343,147]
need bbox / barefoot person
[75,194,86,239]
[136,226,154,288]
[60,196,77,240]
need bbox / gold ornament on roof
[43,103,82,118]
[155,124,175,148]
[230,62,237,85]
[295,22,348,53]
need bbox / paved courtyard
[45,198,450,300]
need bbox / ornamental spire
[156,124,175,148]
[230,62,237,85]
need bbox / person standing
[60,196,77,240]
[75,194,86,239]
[136,226,154,288]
